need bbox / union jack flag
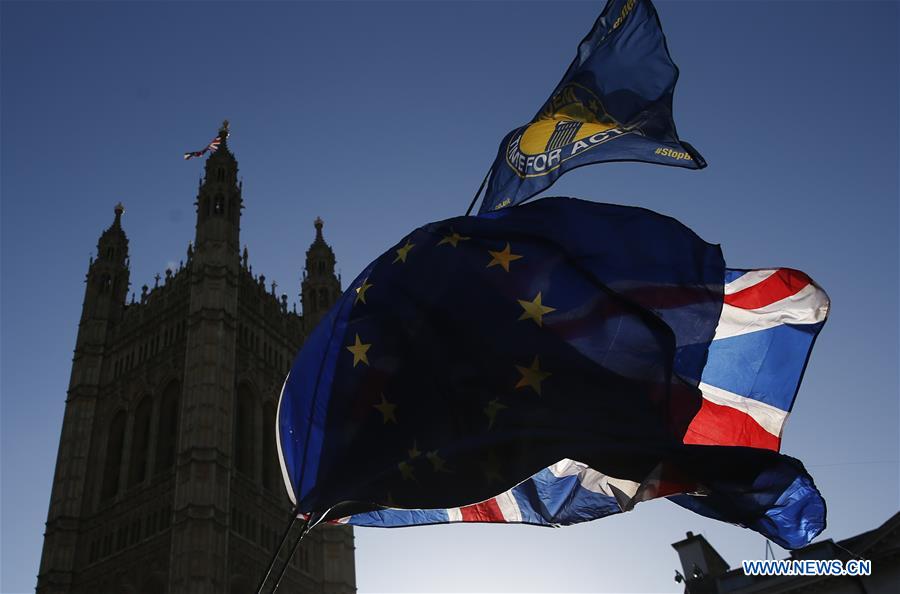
[183,133,226,160]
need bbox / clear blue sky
[1,1,897,592]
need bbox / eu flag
[337,267,830,549]
[480,0,705,213]
[277,198,824,546]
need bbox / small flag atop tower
[183,120,229,160]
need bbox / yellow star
[487,242,523,272]
[398,461,416,482]
[437,229,470,248]
[346,334,371,367]
[483,398,508,429]
[517,292,556,327]
[515,356,551,395]
[393,239,415,264]
[373,394,397,424]
[355,279,373,304]
[407,440,421,459]
[426,450,451,473]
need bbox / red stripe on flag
[683,399,781,451]
[725,269,812,310]
[460,498,505,522]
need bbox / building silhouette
[36,123,355,594]
[672,512,899,594]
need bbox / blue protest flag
[480,0,705,213]
[277,197,826,547]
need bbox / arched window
[214,193,225,215]
[128,396,153,487]
[154,381,180,474]
[101,411,126,500]
[318,287,329,309]
[262,401,279,492]
[234,384,256,477]
[217,167,225,182]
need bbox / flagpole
[465,168,491,216]
[255,508,305,594]
[270,511,321,593]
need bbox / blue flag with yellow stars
[479,0,706,214]
[277,197,825,543]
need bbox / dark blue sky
[2,1,897,592]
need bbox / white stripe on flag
[494,491,522,522]
[446,508,462,522]
[699,381,788,437]
[605,477,641,500]
[724,269,777,295]
[547,458,589,478]
[713,283,829,340]
[547,459,640,499]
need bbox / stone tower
[36,122,356,594]
[301,217,342,330]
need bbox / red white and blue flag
[333,268,828,536]
[686,269,828,451]
[183,133,225,160]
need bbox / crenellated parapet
[106,262,192,387]
[238,264,304,336]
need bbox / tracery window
[128,396,152,486]
[234,384,256,477]
[154,381,180,474]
